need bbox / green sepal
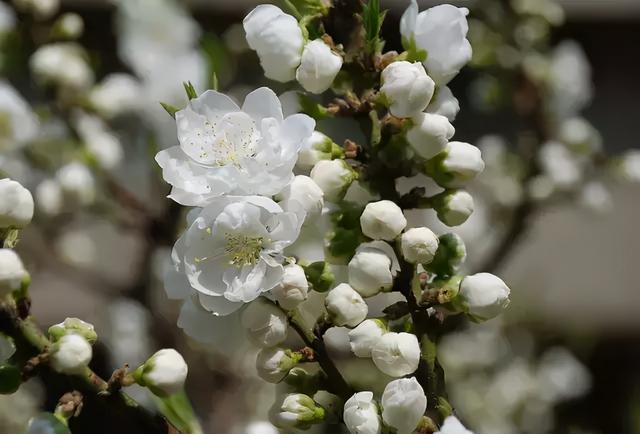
[183,81,198,101]
[303,262,335,293]
[160,102,180,119]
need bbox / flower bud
[435,416,473,434]
[270,393,325,429]
[303,261,335,293]
[278,175,324,219]
[52,12,83,40]
[371,332,420,377]
[313,391,343,424]
[426,233,466,276]
[400,227,439,264]
[241,298,288,347]
[381,377,427,434]
[348,319,387,358]
[348,241,400,297]
[48,318,97,345]
[256,347,301,383]
[243,5,304,82]
[50,333,92,375]
[325,283,368,327]
[298,131,344,171]
[426,141,485,188]
[0,249,28,297]
[343,391,382,434]
[360,200,407,241]
[433,190,474,227]
[0,178,34,229]
[310,159,357,203]
[35,179,63,216]
[406,113,455,160]
[380,61,435,118]
[56,162,95,205]
[272,264,309,310]
[13,0,59,20]
[133,349,188,397]
[457,272,510,321]
[296,40,343,94]
[426,86,460,121]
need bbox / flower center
[199,115,259,168]
[224,233,264,267]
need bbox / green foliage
[362,0,386,54]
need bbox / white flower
[360,200,407,241]
[380,61,435,118]
[245,421,278,434]
[270,393,325,429]
[579,181,612,213]
[310,159,356,203]
[169,196,301,315]
[458,273,510,321]
[381,377,427,434]
[400,227,439,264]
[296,39,343,94]
[30,43,93,89]
[0,178,34,229]
[400,1,472,85]
[0,2,16,34]
[434,190,474,227]
[348,319,386,358]
[371,332,420,377]
[325,283,368,327]
[343,391,381,434]
[536,347,591,403]
[271,263,309,310]
[348,241,400,297]
[256,347,299,383]
[0,80,39,150]
[89,73,141,118]
[156,87,314,206]
[559,117,601,154]
[0,249,27,297]
[426,86,460,121]
[407,113,455,160]
[241,298,288,347]
[50,333,92,375]
[277,175,324,219]
[243,5,304,82]
[549,41,592,117]
[297,131,341,171]
[54,12,83,39]
[435,416,474,434]
[134,348,188,396]
[56,162,95,205]
[430,141,485,188]
[13,0,59,20]
[620,149,640,182]
[538,141,582,190]
[73,112,123,170]
[35,179,63,216]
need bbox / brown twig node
[57,390,84,419]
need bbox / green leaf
[160,102,180,119]
[362,0,386,53]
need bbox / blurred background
[1,0,639,433]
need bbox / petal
[189,89,240,118]
[400,0,419,42]
[242,87,283,123]
[198,292,243,316]
[279,113,316,152]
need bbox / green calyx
[48,318,97,345]
[303,261,335,293]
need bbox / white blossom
[381,377,427,434]
[271,263,309,310]
[620,149,640,182]
[348,319,386,358]
[536,347,591,403]
[73,112,123,170]
[50,333,92,375]
[256,347,299,383]
[0,249,27,297]
[296,39,343,94]
[549,41,592,117]
[244,421,278,434]
[297,131,341,171]
[343,391,381,434]
[538,141,582,190]
[0,178,34,229]
[56,161,96,205]
[243,5,304,82]
[407,113,455,160]
[435,416,474,434]
[348,241,400,297]
[400,1,472,85]
[0,3,15,34]
[13,0,59,20]
[277,175,324,219]
[458,273,510,321]
[30,43,93,89]
[0,80,39,150]
[89,73,142,118]
[310,159,356,203]
[134,348,188,396]
[380,61,435,118]
[371,332,420,377]
[579,181,612,213]
[360,200,407,241]
[325,283,368,327]
[432,141,485,188]
[426,86,460,121]
[54,13,83,39]
[156,88,314,206]
[400,227,439,264]
[435,190,474,227]
[34,179,62,216]
[270,393,325,429]
[241,298,288,347]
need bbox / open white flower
[156,87,314,206]
[169,196,301,315]
[381,61,435,118]
[400,1,472,85]
[348,241,400,297]
[0,80,39,150]
[435,416,474,434]
[0,178,34,229]
[407,113,455,160]
[371,332,420,377]
[381,377,427,434]
[296,39,343,94]
[343,391,381,434]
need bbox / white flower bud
[435,416,474,434]
[271,264,309,310]
[243,5,304,82]
[380,61,435,118]
[56,162,95,205]
[343,391,381,434]
[297,131,342,171]
[458,273,510,321]
[428,141,485,188]
[310,159,357,203]
[426,86,460,121]
[371,332,420,377]
[0,249,27,297]
[241,298,288,347]
[278,175,324,219]
[296,40,343,94]
[35,179,63,216]
[348,241,400,297]
[0,178,34,229]
[434,190,474,227]
[30,43,93,89]
[348,319,387,358]
[133,348,188,396]
[400,227,439,264]
[256,347,300,383]
[360,200,407,241]
[270,393,325,429]
[53,13,83,39]
[324,283,368,327]
[407,113,455,160]
[50,333,92,375]
[381,377,427,434]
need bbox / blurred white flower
[620,149,640,182]
[241,298,288,347]
[0,249,27,297]
[56,162,95,205]
[0,178,34,229]
[0,3,16,34]
[35,179,63,216]
[380,61,434,118]
[549,41,592,117]
[579,181,612,213]
[55,229,97,269]
[296,39,343,94]
[325,283,368,327]
[73,112,123,170]
[407,113,455,160]
[371,332,420,377]
[381,377,427,434]
[13,0,59,20]
[30,43,94,89]
[436,416,474,434]
[0,80,39,150]
[89,74,142,118]
[343,391,381,434]
[536,347,591,403]
[538,141,582,190]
